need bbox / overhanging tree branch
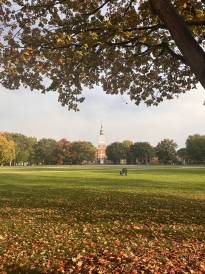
[156,42,186,64]
[149,0,205,88]
[86,0,113,16]
[1,0,205,110]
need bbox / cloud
[0,84,204,149]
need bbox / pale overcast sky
[0,84,204,149]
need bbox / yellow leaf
[77,261,82,267]
[134,256,139,261]
[76,253,82,260]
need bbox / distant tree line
[0,132,96,166]
[106,136,205,164]
[0,132,205,165]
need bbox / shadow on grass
[0,171,205,274]
[5,268,46,274]
[0,167,205,244]
[0,177,205,227]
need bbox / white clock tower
[99,123,105,144]
[97,122,107,164]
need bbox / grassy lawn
[0,165,205,273]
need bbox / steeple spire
[100,121,104,135]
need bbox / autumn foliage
[1,1,205,110]
[0,165,204,273]
[0,132,15,165]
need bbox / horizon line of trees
[0,131,205,166]
[107,135,205,164]
[106,139,178,164]
[0,132,96,166]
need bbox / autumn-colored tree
[186,134,205,163]
[1,1,205,110]
[156,139,178,164]
[2,132,37,165]
[57,138,72,164]
[0,133,15,165]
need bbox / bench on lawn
[120,168,127,176]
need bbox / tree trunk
[149,0,205,89]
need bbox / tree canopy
[57,138,72,164]
[130,142,153,163]
[186,134,205,162]
[2,132,37,164]
[70,141,96,164]
[177,147,188,163]
[34,138,58,165]
[156,138,178,164]
[1,0,205,110]
[0,132,15,165]
[106,142,124,164]
[122,140,133,164]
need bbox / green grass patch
[0,165,205,273]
